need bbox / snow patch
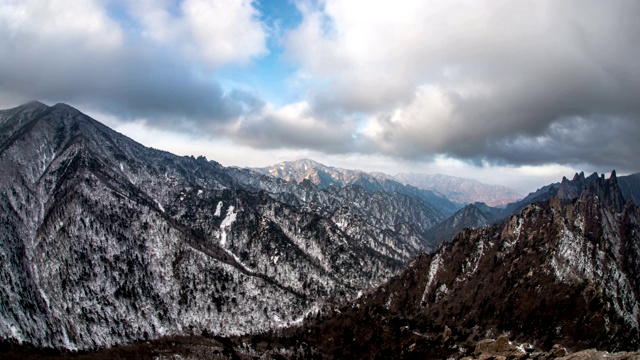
[219,206,237,246]
[214,201,223,217]
[8,324,23,343]
[421,254,443,304]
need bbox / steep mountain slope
[0,102,436,350]
[395,172,523,206]
[228,168,449,252]
[269,172,640,358]
[0,102,303,349]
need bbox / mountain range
[0,101,457,350]
[1,101,640,358]
[395,172,523,206]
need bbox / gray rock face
[0,102,444,350]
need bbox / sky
[1,0,639,194]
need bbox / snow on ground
[219,206,237,246]
[421,253,443,304]
[214,201,223,217]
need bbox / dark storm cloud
[438,3,640,171]
[2,0,639,174]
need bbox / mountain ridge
[252,158,461,215]
[254,159,524,208]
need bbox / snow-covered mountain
[255,159,524,209]
[395,172,523,206]
[0,102,447,350]
[4,102,639,357]
[254,158,391,189]
[253,159,461,215]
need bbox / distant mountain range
[254,159,524,207]
[395,172,523,206]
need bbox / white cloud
[359,85,456,156]
[130,0,267,69]
[0,0,270,123]
[0,0,123,90]
[0,0,123,51]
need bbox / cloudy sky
[1,0,639,193]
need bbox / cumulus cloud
[129,0,267,68]
[286,0,640,171]
[0,0,268,125]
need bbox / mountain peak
[579,170,625,212]
[571,171,586,182]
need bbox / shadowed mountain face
[0,102,447,350]
[424,202,500,245]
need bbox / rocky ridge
[427,170,640,245]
